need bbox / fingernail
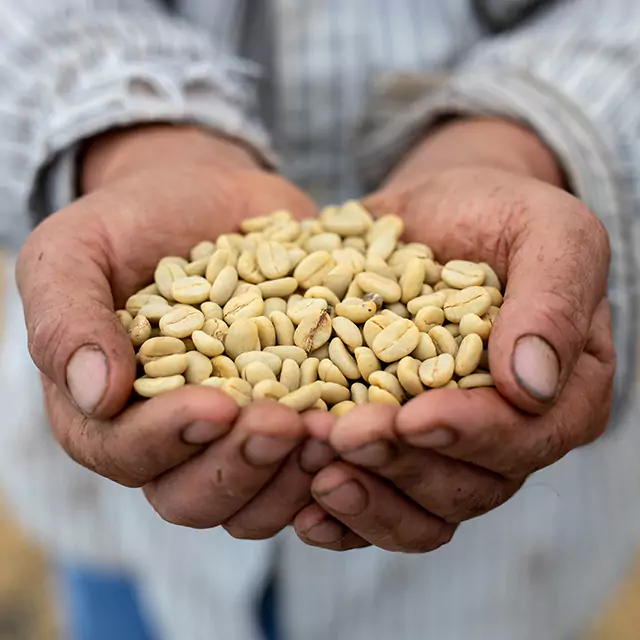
[316,480,368,516]
[302,518,347,544]
[182,421,227,445]
[299,439,335,474]
[66,345,108,415]
[403,428,456,449]
[243,435,297,466]
[340,440,391,467]
[513,335,560,401]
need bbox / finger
[42,379,239,486]
[488,193,610,413]
[395,303,615,477]
[311,462,456,553]
[294,503,370,551]
[223,407,339,538]
[17,210,137,419]
[330,407,521,523]
[222,436,336,541]
[223,445,314,540]
[143,401,306,529]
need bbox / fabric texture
[1,1,640,639]
[57,563,157,640]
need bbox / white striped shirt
[1,1,640,638]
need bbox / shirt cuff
[35,69,278,217]
[358,69,636,421]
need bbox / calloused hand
[295,157,615,552]
[17,126,329,535]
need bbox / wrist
[81,124,264,193]
[383,117,565,192]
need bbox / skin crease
[16,119,616,549]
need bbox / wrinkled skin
[17,166,335,535]
[294,166,616,552]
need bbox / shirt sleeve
[359,0,639,421]
[0,0,275,246]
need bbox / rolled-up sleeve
[359,0,639,419]
[0,0,274,244]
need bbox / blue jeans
[58,564,279,640]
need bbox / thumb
[489,199,611,414]
[16,208,135,419]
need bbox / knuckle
[223,521,283,541]
[394,521,457,553]
[27,304,67,375]
[63,415,144,488]
[146,490,214,529]
[445,479,522,522]
[537,289,591,351]
[576,203,611,266]
[530,424,570,473]
[447,488,499,523]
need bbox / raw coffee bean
[372,319,420,363]
[318,359,349,387]
[455,333,484,377]
[444,287,492,323]
[331,401,357,416]
[128,315,152,347]
[225,319,261,360]
[441,260,486,289]
[354,347,381,382]
[300,357,320,386]
[192,330,226,358]
[144,354,189,378]
[242,361,277,386]
[280,383,323,412]
[320,382,351,405]
[355,272,402,304]
[155,263,187,301]
[458,372,495,389]
[418,354,455,388]
[134,375,185,398]
[172,276,211,305]
[253,379,290,401]
[210,266,239,306]
[280,359,301,392]
[211,355,240,379]
[428,326,459,357]
[126,201,503,411]
[368,386,400,406]
[184,351,214,384]
[350,382,369,405]
[160,306,205,339]
[294,309,333,353]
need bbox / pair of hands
[16,120,615,552]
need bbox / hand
[294,118,615,552]
[17,125,325,535]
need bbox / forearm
[82,125,263,193]
[384,117,565,192]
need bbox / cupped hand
[16,127,327,535]
[295,161,615,552]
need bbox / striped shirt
[1,1,640,638]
